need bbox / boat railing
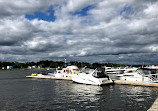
[80,66,87,72]
[90,68,97,75]
[137,70,144,76]
[147,74,158,82]
[137,69,158,82]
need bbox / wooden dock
[148,98,158,111]
[114,80,158,87]
[26,75,72,80]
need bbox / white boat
[116,68,158,83]
[50,65,79,79]
[144,65,158,69]
[105,66,137,74]
[71,68,113,85]
[26,66,79,80]
[26,69,55,79]
[105,66,124,74]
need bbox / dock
[148,98,158,111]
[114,80,158,87]
[26,75,72,80]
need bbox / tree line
[0,60,135,69]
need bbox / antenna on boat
[142,62,144,68]
[65,58,67,64]
[64,58,67,67]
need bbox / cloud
[0,0,65,18]
[0,0,158,64]
[0,17,33,46]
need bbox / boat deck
[114,80,158,87]
[148,98,158,111]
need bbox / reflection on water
[116,85,158,110]
[70,83,103,95]
[70,83,103,103]
[52,81,104,110]
[119,85,152,96]
[0,70,158,111]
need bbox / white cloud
[144,3,158,17]
[0,0,65,18]
[0,0,158,64]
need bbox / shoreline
[0,68,46,71]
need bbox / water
[0,70,158,111]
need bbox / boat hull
[118,75,151,82]
[72,75,113,85]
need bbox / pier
[26,75,72,80]
[148,98,158,111]
[114,80,158,87]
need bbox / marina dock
[148,98,158,111]
[26,75,72,80]
[114,80,158,87]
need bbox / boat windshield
[92,68,109,78]
[81,68,94,74]
[92,71,109,78]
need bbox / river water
[0,70,158,111]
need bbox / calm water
[0,70,158,111]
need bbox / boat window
[92,70,109,78]
[81,68,93,74]
[151,70,156,74]
[127,70,133,73]
[57,68,62,70]
[124,75,134,76]
[58,71,61,73]
[73,69,79,71]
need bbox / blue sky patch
[120,6,132,15]
[25,6,56,21]
[72,5,95,16]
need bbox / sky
[0,0,158,64]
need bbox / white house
[7,66,13,69]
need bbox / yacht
[71,68,113,85]
[50,65,79,79]
[26,66,79,80]
[105,66,137,74]
[116,67,158,83]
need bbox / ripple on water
[0,70,158,111]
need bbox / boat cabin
[56,65,79,74]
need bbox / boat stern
[98,78,114,85]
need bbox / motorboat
[26,69,55,79]
[71,68,113,85]
[116,67,158,83]
[50,65,79,79]
[105,66,137,74]
[26,65,79,80]
[105,66,125,74]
